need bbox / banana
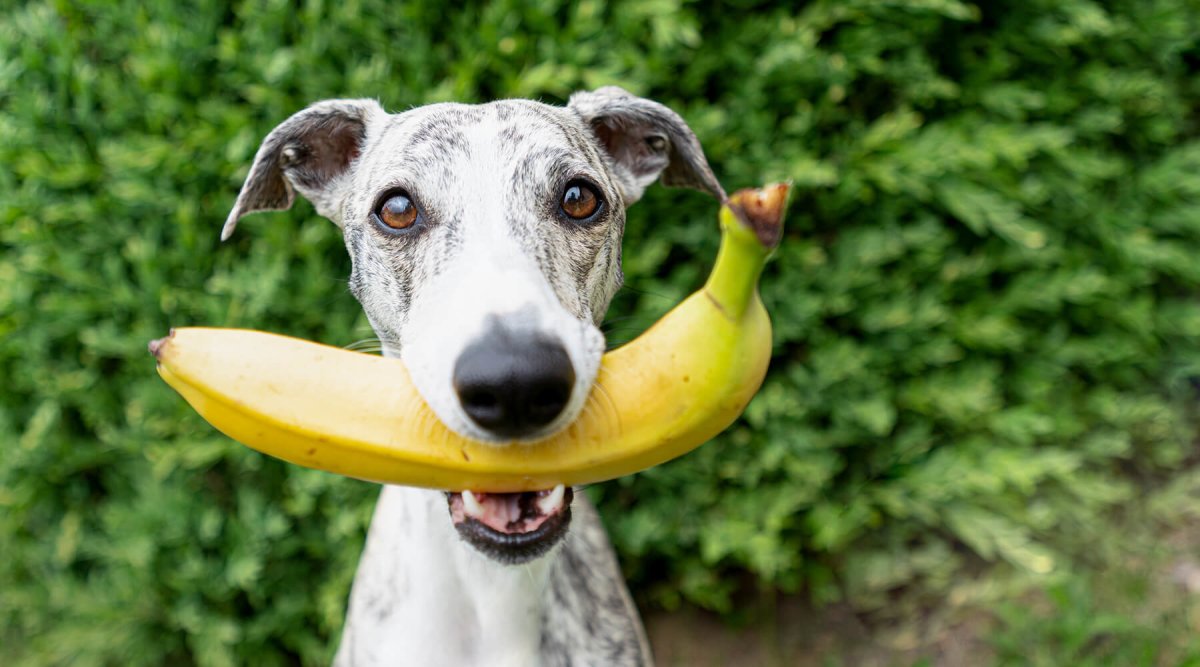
[152,184,788,491]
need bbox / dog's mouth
[446,485,574,564]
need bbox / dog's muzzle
[445,322,582,562]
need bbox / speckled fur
[223,88,721,667]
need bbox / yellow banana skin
[154,184,788,492]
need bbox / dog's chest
[333,487,651,667]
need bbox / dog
[221,87,723,666]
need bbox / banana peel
[152,184,788,491]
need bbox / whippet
[222,87,724,666]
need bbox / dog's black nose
[453,331,575,438]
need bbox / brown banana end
[148,329,175,360]
[727,182,791,249]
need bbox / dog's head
[224,87,720,563]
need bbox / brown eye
[378,194,418,230]
[561,182,600,220]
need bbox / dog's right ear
[221,99,384,241]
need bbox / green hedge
[3,0,1199,664]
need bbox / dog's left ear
[569,86,725,205]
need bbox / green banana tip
[725,182,791,250]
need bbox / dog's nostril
[528,385,570,421]
[459,388,503,421]
[453,333,576,438]
[462,389,498,409]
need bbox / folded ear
[221,98,384,240]
[568,86,724,205]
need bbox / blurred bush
[3,0,1199,664]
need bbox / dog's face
[224,88,721,564]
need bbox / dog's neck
[335,486,554,666]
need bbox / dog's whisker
[601,314,654,325]
[343,337,382,349]
[346,347,386,356]
[344,334,406,356]
[568,402,592,443]
[344,333,404,344]
[601,321,658,332]
[615,284,680,303]
[591,377,622,436]
[601,321,659,336]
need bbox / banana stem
[705,183,790,320]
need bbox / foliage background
[3,0,1200,664]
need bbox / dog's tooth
[537,484,565,515]
[507,495,521,524]
[462,490,485,518]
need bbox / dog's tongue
[450,485,568,534]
